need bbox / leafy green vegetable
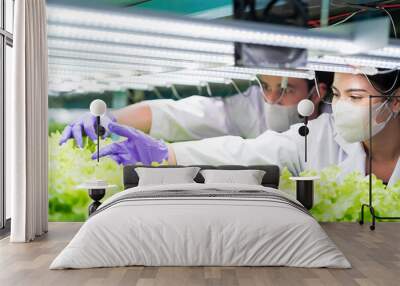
[49,131,400,222]
[279,166,400,222]
[48,120,67,135]
[49,132,123,221]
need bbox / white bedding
[50,183,350,269]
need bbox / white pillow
[136,167,201,186]
[200,169,266,185]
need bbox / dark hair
[366,70,400,95]
[307,71,334,114]
[307,71,334,90]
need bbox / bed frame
[123,165,280,190]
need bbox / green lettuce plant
[279,167,400,222]
[49,132,123,221]
[49,130,400,222]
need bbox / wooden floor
[0,222,399,286]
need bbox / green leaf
[279,166,400,222]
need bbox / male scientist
[59,72,333,147]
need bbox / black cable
[331,1,400,96]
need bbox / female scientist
[93,71,400,187]
[59,72,333,147]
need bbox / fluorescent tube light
[49,58,171,73]
[48,49,217,70]
[173,70,255,81]
[119,78,203,87]
[155,74,230,84]
[213,66,315,79]
[48,24,233,54]
[47,5,380,54]
[49,73,227,88]
[104,82,154,91]
[49,67,136,78]
[364,40,400,59]
[113,75,230,86]
[48,39,234,65]
[308,54,400,70]
[49,80,153,93]
[305,62,378,75]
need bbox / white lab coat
[172,113,400,187]
[148,86,267,141]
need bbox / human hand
[91,122,169,165]
[59,112,116,148]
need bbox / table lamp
[297,99,314,162]
[290,99,318,210]
[90,99,107,163]
[77,99,116,215]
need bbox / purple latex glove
[91,122,169,165]
[59,112,116,148]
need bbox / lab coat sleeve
[148,96,232,142]
[220,86,265,138]
[171,126,304,176]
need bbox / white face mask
[264,102,302,132]
[332,99,395,143]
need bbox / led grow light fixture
[305,62,378,75]
[173,70,256,81]
[48,73,231,89]
[309,54,400,70]
[47,5,389,55]
[48,24,233,54]
[48,49,217,70]
[48,39,234,65]
[213,66,315,80]
[48,58,171,73]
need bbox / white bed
[50,183,350,269]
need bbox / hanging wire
[205,82,213,97]
[236,79,254,97]
[313,74,335,105]
[340,55,399,96]
[364,72,399,97]
[254,76,266,97]
[326,2,396,30]
[381,7,397,38]
[330,10,363,26]
[314,77,322,99]
[363,6,399,95]
[254,75,286,98]
[326,4,400,95]
[231,79,244,97]
[170,84,182,99]
[153,86,163,99]
[254,75,286,104]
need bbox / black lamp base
[296,180,314,210]
[88,188,106,216]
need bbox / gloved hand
[59,112,116,148]
[91,122,169,165]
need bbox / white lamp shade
[90,99,107,116]
[297,99,314,117]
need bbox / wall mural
[49,72,400,222]
[47,2,400,223]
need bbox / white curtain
[9,0,48,242]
